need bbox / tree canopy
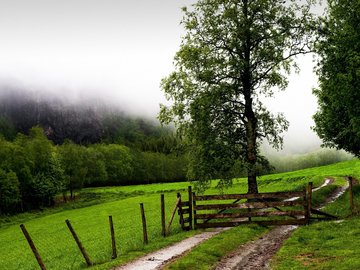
[313,0,360,157]
[160,0,317,192]
[0,127,187,214]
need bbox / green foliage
[0,116,16,140]
[22,127,54,173]
[160,0,318,192]
[84,147,108,185]
[142,152,186,184]
[58,142,88,197]
[0,128,66,210]
[0,170,20,214]
[0,127,187,214]
[313,0,360,156]
[18,127,66,208]
[103,116,178,153]
[95,144,133,185]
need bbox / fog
[0,0,334,155]
[0,0,195,114]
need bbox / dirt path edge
[113,229,225,270]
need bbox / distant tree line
[269,149,353,174]
[0,127,186,214]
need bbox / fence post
[188,186,193,230]
[348,176,354,214]
[20,224,47,270]
[177,193,185,230]
[247,200,252,222]
[109,216,117,259]
[303,187,309,224]
[140,203,148,244]
[65,219,93,266]
[193,192,197,229]
[160,194,166,237]
[307,182,313,224]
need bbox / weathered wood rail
[193,188,310,229]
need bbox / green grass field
[0,159,359,270]
[270,184,360,270]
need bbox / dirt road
[214,225,297,270]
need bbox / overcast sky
[0,0,326,154]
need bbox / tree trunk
[242,0,258,194]
[245,99,258,194]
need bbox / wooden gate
[177,186,193,230]
[175,182,336,230]
[192,186,312,229]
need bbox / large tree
[160,0,317,193]
[313,0,360,157]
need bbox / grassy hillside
[0,159,359,270]
[271,185,360,270]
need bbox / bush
[0,170,20,214]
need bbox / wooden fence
[191,187,311,229]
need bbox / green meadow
[165,160,360,270]
[270,185,360,270]
[0,159,359,270]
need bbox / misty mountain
[0,87,175,151]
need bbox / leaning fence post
[140,203,148,244]
[20,224,47,270]
[307,182,313,224]
[109,216,117,259]
[348,176,354,214]
[65,219,92,266]
[188,186,193,230]
[160,194,166,237]
[167,195,181,234]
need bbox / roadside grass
[0,159,359,270]
[271,185,360,270]
[323,184,360,218]
[163,225,268,270]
